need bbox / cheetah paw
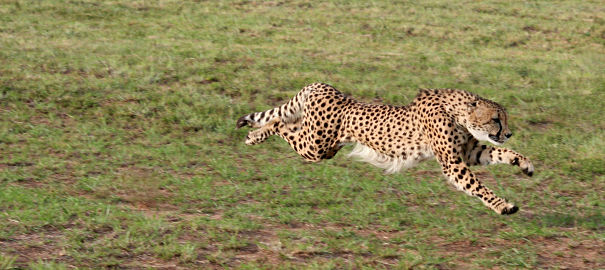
[500,204,519,215]
[244,129,266,145]
[520,159,534,177]
[244,134,258,145]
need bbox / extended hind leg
[248,117,333,163]
[244,121,277,145]
[238,83,346,161]
[244,118,301,145]
[276,122,343,163]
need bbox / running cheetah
[237,83,534,215]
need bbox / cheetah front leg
[434,146,519,215]
[464,139,534,176]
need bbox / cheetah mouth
[489,135,505,144]
[489,125,504,144]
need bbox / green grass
[1,0,604,268]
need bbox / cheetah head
[464,99,512,145]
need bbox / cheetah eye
[492,118,500,124]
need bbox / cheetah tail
[236,114,252,128]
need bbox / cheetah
[236,83,534,215]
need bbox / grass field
[1,0,604,269]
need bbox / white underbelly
[347,143,434,174]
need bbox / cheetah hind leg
[244,117,304,145]
[244,118,280,145]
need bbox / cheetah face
[465,100,512,145]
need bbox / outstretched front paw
[487,197,519,215]
[512,156,534,177]
[520,158,534,177]
[500,204,519,215]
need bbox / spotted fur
[237,83,534,215]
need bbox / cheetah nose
[505,132,513,138]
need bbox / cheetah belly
[347,142,434,174]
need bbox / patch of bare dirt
[119,254,185,270]
[534,236,604,269]
[428,234,604,269]
[7,178,46,189]
[1,161,34,167]
[197,77,219,85]
[528,119,554,131]
[0,226,76,268]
